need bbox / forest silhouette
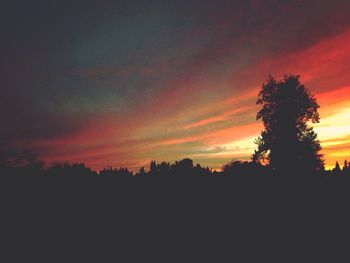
[1,75,349,179]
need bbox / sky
[1,0,350,171]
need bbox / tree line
[1,75,348,179]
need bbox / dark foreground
[1,170,349,201]
[1,171,349,261]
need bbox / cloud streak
[2,1,350,171]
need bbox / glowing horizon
[2,1,350,172]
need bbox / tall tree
[252,75,324,174]
[333,161,341,175]
[149,160,157,176]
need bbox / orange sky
[3,1,350,172]
[28,28,350,171]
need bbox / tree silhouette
[252,75,324,175]
[137,167,147,176]
[344,160,350,176]
[333,161,341,176]
[99,166,132,176]
[149,160,157,176]
[222,160,269,176]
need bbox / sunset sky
[1,0,350,171]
